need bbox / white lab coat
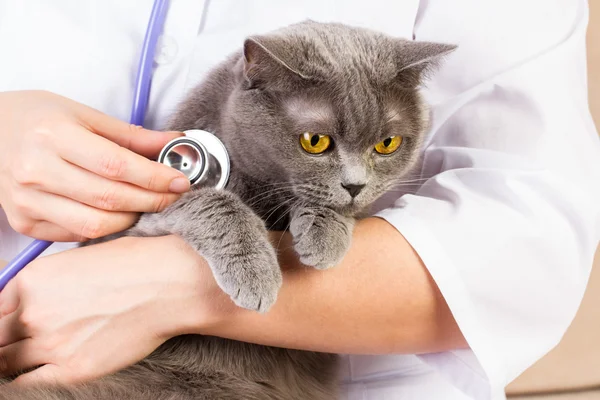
[1,1,599,399]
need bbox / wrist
[139,235,237,340]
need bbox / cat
[0,21,455,400]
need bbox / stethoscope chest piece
[157,130,230,189]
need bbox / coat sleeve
[374,0,600,398]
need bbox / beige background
[589,0,600,128]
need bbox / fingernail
[169,177,190,193]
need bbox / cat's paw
[149,188,284,314]
[214,237,282,313]
[290,208,354,270]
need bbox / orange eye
[299,132,331,154]
[374,136,402,155]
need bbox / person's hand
[0,90,191,242]
[0,235,228,385]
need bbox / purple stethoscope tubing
[0,0,170,291]
[130,0,170,127]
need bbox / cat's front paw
[290,208,354,270]
[142,188,283,314]
[214,237,282,313]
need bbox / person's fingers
[0,280,19,317]
[34,159,180,213]
[0,311,27,348]
[23,189,138,239]
[2,202,86,242]
[75,104,183,158]
[11,362,59,385]
[20,221,85,243]
[56,126,190,194]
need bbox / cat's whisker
[274,198,305,252]
[243,181,297,188]
[268,203,294,232]
[260,195,297,222]
[385,183,428,189]
[382,186,428,195]
[247,181,304,193]
[245,187,297,207]
[257,194,296,217]
[245,183,297,198]
[384,178,431,187]
[389,177,432,184]
[384,188,423,193]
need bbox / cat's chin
[331,202,369,218]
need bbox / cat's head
[223,21,455,216]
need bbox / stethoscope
[0,0,229,290]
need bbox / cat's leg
[289,206,355,270]
[128,188,282,313]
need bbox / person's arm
[0,224,462,385]
[180,217,467,355]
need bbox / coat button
[154,35,178,65]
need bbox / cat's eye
[299,132,331,154]
[374,136,402,155]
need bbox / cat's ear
[242,36,308,90]
[394,41,457,88]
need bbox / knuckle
[127,124,144,136]
[80,217,106,239]
[152,194,169,213]
[9,216,35,236]
[0,351,9,374]
[93,185,121,211]
[37,334,59,355]
[11,190,34,216]
[146,173,156,191]
[17,310,37,331]
[97,153,127,180]
[14,269,34,295]
[30,124,55,146]
[11,159,39,185]
[0,302,8,319]
[25,116,61,148]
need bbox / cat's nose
[341,183,365,198]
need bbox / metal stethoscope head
[158,129,230,190]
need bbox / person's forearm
[179,217,467,355]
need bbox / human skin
[0,218,466,385]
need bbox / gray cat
[0,21,454,400]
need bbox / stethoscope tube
[131,0,170,126]
[0,0,171,291]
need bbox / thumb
[77,105,184,158]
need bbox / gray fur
[0,21,455,399]
[132,189,282,312]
